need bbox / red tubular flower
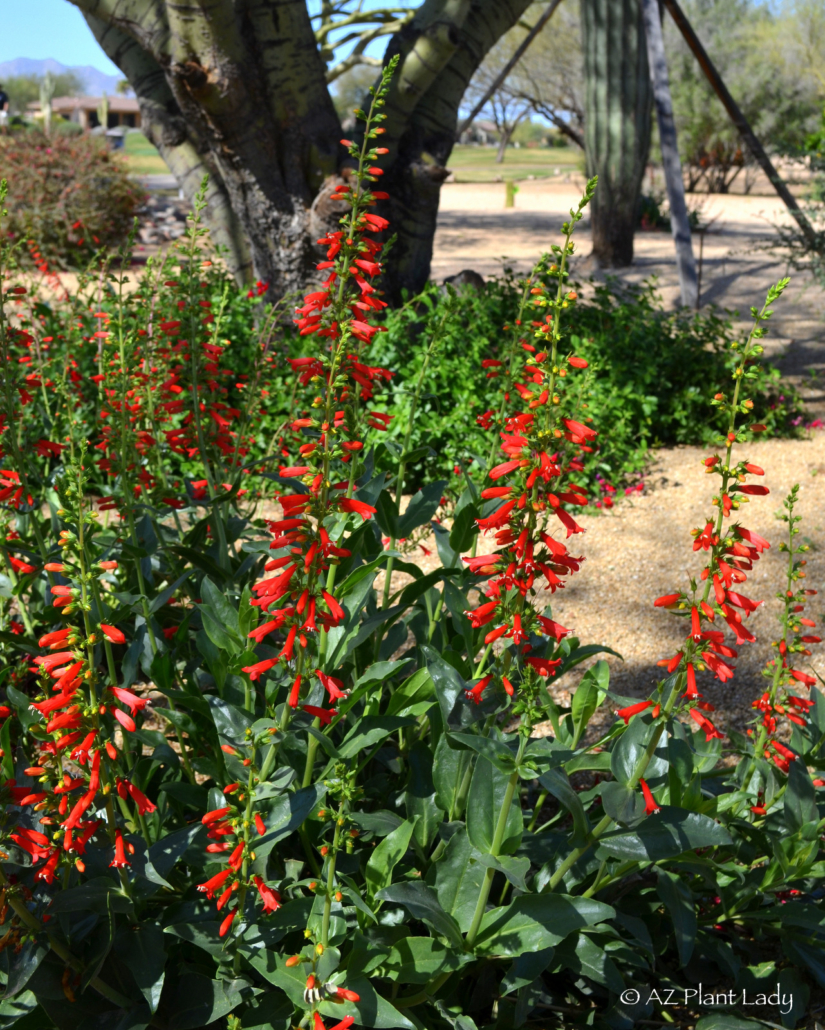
[109,829,130,868]
[689,708,724,741]
[198,867,232,898]
[100,624,126,644]
[243,657,279,682]
[219,907,238,937]
[639,778,660,815]
[653,593,681,608]
[127,782,157,815]
[617,700,653,725]
[465,675,491,704]
[254,876,282,913]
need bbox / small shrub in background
[363,276,805,493]
[0,129,144,269]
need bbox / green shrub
[364,275,805,492]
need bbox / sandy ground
[375,432,825,737]
[432,177,825,417]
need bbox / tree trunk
[71,0,533,303]
[640,0,697,307]
[496,129,511,163]
[75,0,344,300]
[581,0,652,267]
[376,0,534,302]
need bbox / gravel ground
[376,433,825,736]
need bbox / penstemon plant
[1,72,825,1030]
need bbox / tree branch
[456,0,562,138]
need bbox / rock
[443,269,486,293]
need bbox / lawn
[446,143,583,182]
[123,130,169,175]
[121,134,582,183]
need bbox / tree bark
[581,0,652,267]
[70,0,532,302]
[375,0,534,301]
[74,0,342,299]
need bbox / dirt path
[432,178,825,417]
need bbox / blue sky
[0,0,121,73]
[0,0,416,74]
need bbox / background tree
[664,0,821,193]
[502,0,585,149]
[70,0,534,302]
[581,0,652,266]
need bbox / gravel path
[537,434,825,733]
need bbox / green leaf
[397,480,447,538]
[435,828,487,932]
[161,973,244,1030]
[475,853,530,891]
[148,571,191,614]
[200,603,240,652]
[366,819,415,897]
[597,807,732,861]
[433,733,473,819]
[337,717,415,761]
[114,924,165,1013]
[610,714,655,786]
[386,668,434,717]
[449,503,479,553]
[158,781,209,810]
[656,869,697,967]
[48,878,133,915]
[148,822,205,878]
[475,895,614,957]
[423,644,467,728]
[376,883,463,948]
[500,948,555,996]
[4,939,48,998]
[384,937,470,984]
[405,741,444,849]
[538,768,591,847]
[0,992,40,1030]
[255,785,326,858]
[600,781,645,826]
[375,489,399,539]
[467,759,523,856]
[694,1017,767,1030]
[318,975,416,1029]
[206,696,254,748]
[241,993,293,1030]
[571,661,608,747]
[448,732,516,774]
[554,931,625,993]
[785,757,818,832]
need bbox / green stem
[321,799,346,947]
[464,733,527,948]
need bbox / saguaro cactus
[581,0,652,266]
[39,71,56,136]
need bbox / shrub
[365,275,805,492]
[0,129,145,269]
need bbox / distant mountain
[0,59,128,96]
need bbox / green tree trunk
[581,0,652,266]
[73,0,532,303]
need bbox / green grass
[123,131,169,176]
[446,144,583,183]
[120,134,581,183]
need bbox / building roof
[28,95,140,114]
